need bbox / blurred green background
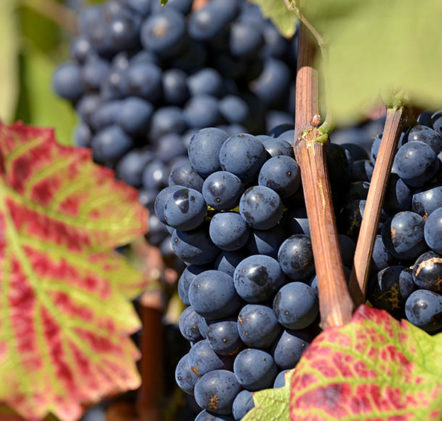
[0,0,104,146]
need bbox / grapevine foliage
[245,305,442,421]
[250,0,297,38]
[254,0,442,124]
[0,122,148,421]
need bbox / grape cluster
[338,111,442,333]
[154,127,340,419]
[158,113,441,418]
[52,0,298,251]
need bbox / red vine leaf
[290,305,442,420]
[0,122,148,421]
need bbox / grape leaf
[290,305,442,420]
[0,122,148,421]
[0,0,19,123]
[301,0,442,124]
[250,0,297,38]
[243,370,294,421]
[243,306,442,420]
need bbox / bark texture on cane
[294,25,354,329]
[137,290,165,421]
[349,106,408,305]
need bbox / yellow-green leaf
[251,0,297,38]
[303,0,442,124]
[0,0,19,123]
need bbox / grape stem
[294,24,354,328]
[349,106,408,305]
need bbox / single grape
[273,282,318,329]
[239,186,283,230]
[189,128,229,178]
[202,171,243,211]
[368,266,415,316]
[233,348,277,390]
[405,290,442,332]
[188,340,227,377]
[219,95,250,125]
[162,69,189,106]
[232,390,254,420]
[424,207,442,254]
[52,62,84,102]
[92,125,134,163]
[371,235,394,272]
[393,141,439,187]
[189,270,242,320]
[142,160,169,192]
[258,156,300,198]
[209,213,250,252]
[219,133,267,183]
[412,185,442,217]
[233,255,285,303]
[123,61,162,102]
[164,187,206,231]
[194,370,241,415]
[206,319,243,356]
[168,162,204,192]
[149,106,186,138]
[178,265,207,306]
[229,21,263,59]
[117,97,153,135]
[195,410,234,421]
[412,251,442,293]
[172,226,219,265]
[140,8,188,58]
[179,306,203,342]
[261,137,294,158]
[278,235,315,281]
[407,125,442,154]
[188,68,224,97]
[175,353,199,395]
[272,329,311,369]
[273,370,289,388]
[382,211,427,260]
[237,304,281,348]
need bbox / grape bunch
[52,0,298,251]
[155,126,360,420]
[155,112,441,418]
[337,111,442,333]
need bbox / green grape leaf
[0,122,148,421]
[0,0,19,123]
[243,370,294,421]
[302,0,442,124]
[16,48,77,146]
[290,305,442,420]
[250,0,297,38]
[243,306,442,420]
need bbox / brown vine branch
[294,24,354,329]
[349,106,408,306]
[137,289,165,421]
[21,0,78,35]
